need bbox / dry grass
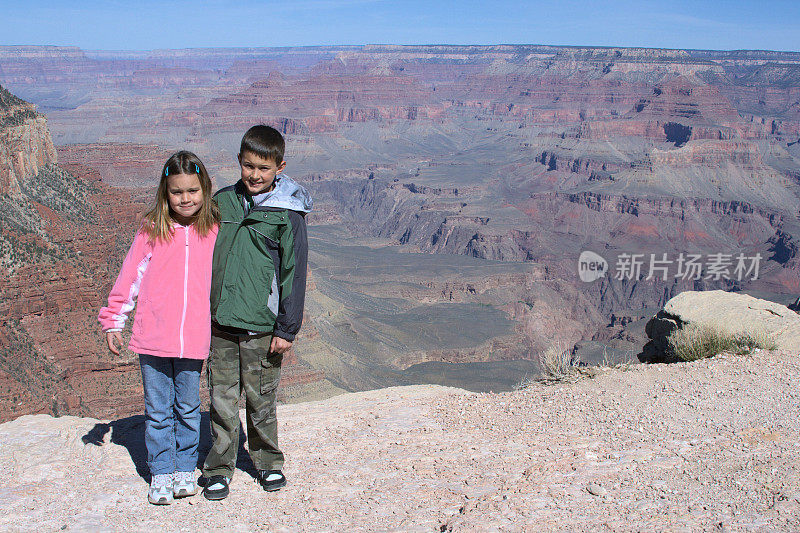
[596,347,635,372]
[535,342,583,384]
[667,323,777,362]
[514,344,637,390]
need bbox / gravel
[0,349,798,531]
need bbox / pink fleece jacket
[98,223,218,359]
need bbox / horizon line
[0,43,799,55]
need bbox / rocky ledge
[1,347,798,531]
[641,290,800,363]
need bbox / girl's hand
[269,336,293,354]
[106,331,123,355]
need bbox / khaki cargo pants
[202,325,283,479]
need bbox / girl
[99,151,219,505]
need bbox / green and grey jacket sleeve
[274,209,308,341]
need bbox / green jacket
[211,178,312,340]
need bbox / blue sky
[1,0,798,52]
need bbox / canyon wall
[0,87,333,422]
[0,85,57,195]
[1,45,799,419]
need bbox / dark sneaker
[202,475,230,500]
[258,470,286,492]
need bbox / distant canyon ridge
[0,44,798,421]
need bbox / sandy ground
[0,349,798,532]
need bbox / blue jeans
[139,354,203,475]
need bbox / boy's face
[238,150,286,196]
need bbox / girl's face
[166,172,204,225]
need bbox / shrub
[667,323,777,362]
[537,342,581,383]
[514,345,635,390]
[0,85,27,110]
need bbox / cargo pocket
[260,352,283,395]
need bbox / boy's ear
[237,153,242,165]
[277,160,286,174]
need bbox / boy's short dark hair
[240,125,285,165]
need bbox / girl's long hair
[142,151,219,242]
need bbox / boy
[202,125,312,500]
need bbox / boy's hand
[270,336,293,354]
[106,331,123,355]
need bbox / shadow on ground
[81,412,256,481]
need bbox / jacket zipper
[179,226,189,357]
[249,226,279,247]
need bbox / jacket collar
[235,175,313,214]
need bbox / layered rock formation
[1,45,800,419]
[0,120,149,420]
[0,85,57,194]
[0,88,333,422]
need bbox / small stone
[587,482,608,496]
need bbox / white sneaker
[173,471,198,498]
[148,473,174,505]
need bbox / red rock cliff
[0,85,57,194]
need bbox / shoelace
[174,471,194,484]
[151,473,173,488]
